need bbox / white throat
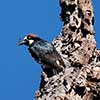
[29,40,34,45]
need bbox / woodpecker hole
[69,25,77,32]
[85,19,90,25]
[74,86,85,97]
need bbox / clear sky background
[0,0,100,100]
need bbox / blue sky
[0,0,100,100]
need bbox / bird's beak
[18,40,27,46]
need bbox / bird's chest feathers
[29,41,53,58]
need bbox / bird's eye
[27,36,31,40]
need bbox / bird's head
[18,34,38,46]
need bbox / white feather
[29,40,34,45]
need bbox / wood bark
[35,0,100,100]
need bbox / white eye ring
[28,36,31,39]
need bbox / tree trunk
[35,0,100,100]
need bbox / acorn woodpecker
[18,34,65,75]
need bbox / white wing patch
[56,60,60,65]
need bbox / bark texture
[35,0,100,100]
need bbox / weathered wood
[35,0,100,100]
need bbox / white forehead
[24,36,27,40]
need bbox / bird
[18,34,65,76]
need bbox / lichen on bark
[35,0,100,100]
